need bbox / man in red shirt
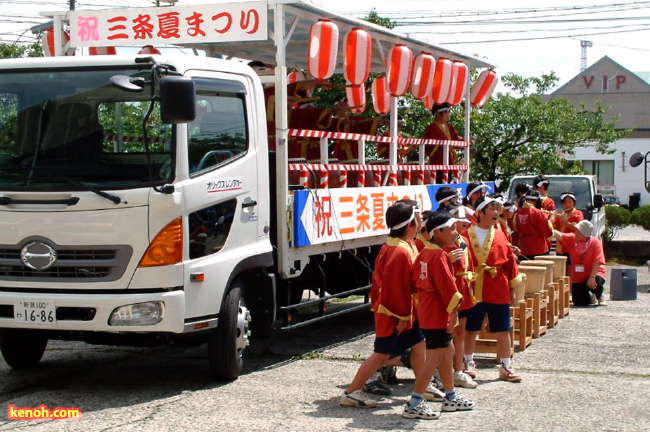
[462,197,524,383]
[341,200,441,420]
[553,220,607,306]
[423,103,464,183]
[532,174,556,213]
[412,211,476,413]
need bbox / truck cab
[506,174,605,237]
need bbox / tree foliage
[461,72,628,190]
[0,40,43,59]
[630,205,650,232]
[604,205,631,241]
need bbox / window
[189,199,237,258]
[582,160,614,185]
[188,79,248,175]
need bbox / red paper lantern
[450,61,468,105]
[89,46,117,55]
[386,44,413,96]
[138,45,161,55]
[371,76,391,115]
[42,27,73,57]
[344,27,371,86]
[287,70,306,84]
[346,83,366,114]
[432,57,453,104]
[424,92,436,111]
[410,52,435,100]
[308,19,339,80]
[470,69,498,108]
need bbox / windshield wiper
[23,175,122,205]
[59,177,122,204]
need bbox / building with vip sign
[548,56,650,208]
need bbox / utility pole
[580,40,592,72]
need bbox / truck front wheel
[0,329,48,369]
[207,284,251,381]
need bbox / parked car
[604,196,622,206]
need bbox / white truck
[0,0,492,380]
[506,175,605,238]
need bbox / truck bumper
[0,290,185,333]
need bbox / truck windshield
[0,67,172,191]
[508,176,593,210]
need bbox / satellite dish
[629,152,645,168]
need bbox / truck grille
[0,245,132,282]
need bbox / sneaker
[340,390,378,408]
[454,371,478,389]
[463,360,478,379]
[498,364,523,383]
[431,376,444,392]
[362,380,392,395]
[598,296,608,306]
[379,365,398,385]
[441,393,476,412]
[424,383,445,402]
[402,401,441,420]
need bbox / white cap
[575,220,594,237]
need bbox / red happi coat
[423,121,462,165]
[559,233,607,284]
[414,233,429,252]
[412,243,463,330]
[514,206,552,256]
[444,241,476,312]
[463,226,523,305]
[370,237,418,337]
[553,208,584,254]
[541,195,556,212]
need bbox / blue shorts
[466,302,511,333]
[458,308,472,320]
[374,322,425,355]
[422,329,453,349]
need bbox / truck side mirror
[160,76,196,124]
[593,194,604,209]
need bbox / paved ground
[1,262,648,431]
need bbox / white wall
[568,138,650,206]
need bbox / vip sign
[582,74,626,92]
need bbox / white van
[506,175,605,238]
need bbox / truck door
[180,75,260,320]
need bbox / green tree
[0,39,43,59]
[462,72,628,190]
[630,205,650,231]
[604,205,631,241]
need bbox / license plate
[14,301,56,325]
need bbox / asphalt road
[0,264,649,431]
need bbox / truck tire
[208,284,251,381]
[0,329,48,369]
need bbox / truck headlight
[108,301,164,326]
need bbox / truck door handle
[242,200,257,208]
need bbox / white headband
[504,205,517,212]
[467,183,486,197]
[390,205,421,230]
[475,198,496,212]
[536,180,549,187]
[525,195,541,200]
[560,193,576,202]
[429,218,459,237]
[437,193,458,205]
